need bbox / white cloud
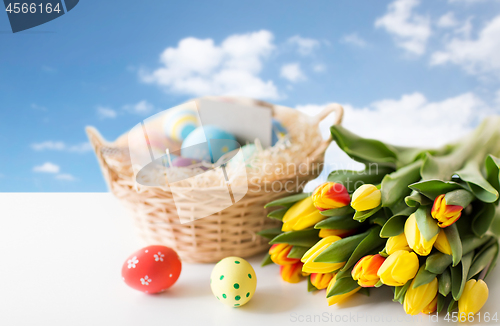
[31,141,92,153]
[280,63,306,82]
[297,91,490,149]
[341,33,367,47]
[33,162,60,174]
[123,100,154,115]
[431,15,500,76]
[375,0,431,55]
[97,106,117,119]
[287,35,320,55]
[140,30,279,99]
[32,141,65,151]
[55,173,77,181]
[437,12,458,28]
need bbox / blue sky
[1,0,500,191]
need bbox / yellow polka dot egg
[210,257,257,307]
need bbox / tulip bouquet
[260,117,500,320]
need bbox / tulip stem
[478,261,491,281]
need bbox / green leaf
[405,190,432,207]
[264,193,310,208]
[409,179,465,200]
[444,189,475,207]
[314,214,362,230]
[261,253,273,267]
[413,265,438,288]
[326,275,359,298]
[327,166,394,193]
[426,253,453,274]
[307,275,317,292]
[267,208,288,221]
[314,230,370,263]
[381,160,422,208]
[269,229,320,247]
[320,205,355,217]
[426,235,492,274]
[330,125,399,167]
[437,294,446,314]
[287,246,309,259]
[462,235,493,254]
[451,252,473,301]
[468,243,498,279]
[394,280,412,304]
[380,214,407,238]
[369,211,389,226]
[456,161,499,203]
[438,268,451,296]
[257,228,282,240]
[421,152,463,181]
[444,224,462,267]
[472,203,496,237]
[447,299,458,313]
[353,206,381,222]
[414,206,440,242]
[358,287,370,296]
[340,226,385,273]
[485,155,500,195]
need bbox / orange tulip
[431,194,463,228]
[269,243,300,265]
[312,182,350,211]
[310,273,334,290]
[352,254,386,287]
[280,262,304,283]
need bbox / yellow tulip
[269,243,300,265]
[431,194,463,228]
[326,274,361,305]
[312,182,351,211]
[405,213,438,256]
[351,184,381,211]
[310,273,334,290]
[434,229,452,255]
[280,262,304,283]
[386,232,411,255]
[318,228,356,238]
[404,277,438,315]
[282,196,325,231]
[351,254,386,287]
[422,295,438,314]
[377,250,419,286]
[301,236,345,273]
[459,279,489,317]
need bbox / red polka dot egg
[121,245,181,294]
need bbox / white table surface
[1,193,498,326]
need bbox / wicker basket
[86,99,343,263]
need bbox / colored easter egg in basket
[163,106,200,142]
[271,118,288,146]
[210,257,257,307]
[122,245,182,294]
[181,125,238,163]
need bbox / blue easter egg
[163,107,200,142]
[181,125,238,163]
[271,119,288,146]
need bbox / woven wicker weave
[86,99,343,263]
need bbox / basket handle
[85,126,116,191]
[307,103,344,161]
